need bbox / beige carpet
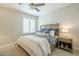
[0,43,28,56]
[49,48,79,56]
[0,43,79,56]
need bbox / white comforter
[16,35,51,56]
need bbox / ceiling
[0,3,71,16]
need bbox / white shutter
[23,18,30,33]
[30,19,36,33]
[23,17,36,34]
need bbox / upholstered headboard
[40,23,60,36]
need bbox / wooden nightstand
[57,37,73,53]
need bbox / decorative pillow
[50,30,55,37]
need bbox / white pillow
[50,31,55,37]
[36,32,42,35]
[36,32,49,36]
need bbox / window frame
[22,17,37,34]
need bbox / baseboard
[0,42,16,48]
[73,47,79,51]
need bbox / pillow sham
[36,32,49,37]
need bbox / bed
[16,23,60,56]
[16,35,51,56]
[37,23,60,51]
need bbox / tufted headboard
[40,23,60,36]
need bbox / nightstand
[57,37,73,53]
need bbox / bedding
[36,31,57,45]
[36,30,57,51]
[16,35,51,56]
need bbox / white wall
[38,3,79,49]
[0,7,37,45]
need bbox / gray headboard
[40,23,60,36]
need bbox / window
[23,17,36,34]
[30,19,36,33]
